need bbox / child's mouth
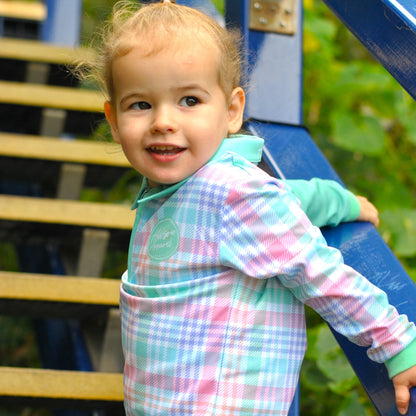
[147,145,185,155]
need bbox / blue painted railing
[249,120,416,416]
[322,0,416,101]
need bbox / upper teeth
[149,146,177,151]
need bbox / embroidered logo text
[148,217,180,261]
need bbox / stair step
[0,195,133,248]
[0,80,103,113]
[0,37,95,65]
[0,132,128,167]
[0,271,119,305]
[0,81,104,136]
[0,1,45,40]
[0,195,133,229]
[0,367,123,408]
[0,1,46,22]
[0,37,95,85]
[0,133,133,192]
[0,271,119,318]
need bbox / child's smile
[104,36,244,187]
[146,144,186,162]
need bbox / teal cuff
[347,192,361,222]
[385,338,416,378]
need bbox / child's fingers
[393,383,410,415]
[392,366,416,415]
[356,196,379,227]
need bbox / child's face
[105,39,244,187]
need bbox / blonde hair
[84,1,242,103]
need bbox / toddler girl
[89,1,416,414]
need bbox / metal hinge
[249,0,297,35]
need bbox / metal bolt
[254,2,262,10]
[259,17,268,25]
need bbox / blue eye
[180,96,199,107]
[131,101,151,110]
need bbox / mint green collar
[131,134,264,209]
[210,134,264,164]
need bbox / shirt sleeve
[385,338,416,378]
[282,178,360,228]
[219,176,416,368]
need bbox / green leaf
[338,391,369,416]
[380,209,416,257]
[303,12,339,61]
[301,359,332,392]
[304,13,337,43]
[315,326,357,394]
[394,91,416,145]
[330,111,387,155]
[402,118,416,145]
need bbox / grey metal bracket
[250,0,297,34]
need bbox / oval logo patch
[147,217,180,261]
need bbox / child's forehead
[124,29,220,61]
[148,25,211,47]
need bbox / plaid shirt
[120,136,416,415]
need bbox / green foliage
[303,1,416,276]
[330,110,387,155]
[380,209,416,258]
[0,243,18,271]
[301,308,376,415]
[302,1,416,413]
[0,317,40,367]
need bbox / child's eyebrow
[118,85,211,106]
[175,84,210,95]
[119,92,145,106]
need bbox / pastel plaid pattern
[121,150,416,415]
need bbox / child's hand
[392,365,416,414]
[356,196,379,227]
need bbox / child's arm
[283,178,379,228]
[222,175,412,413]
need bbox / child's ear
[227,87,245,135]
[104,101,121,143]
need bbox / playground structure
[0,0,415,415]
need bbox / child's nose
[150,106,177,134]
